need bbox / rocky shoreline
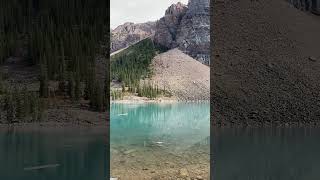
[0,121,109,133]
[0,105,109,128]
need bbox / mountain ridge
[111,0,210,65]
[111,21,156,53]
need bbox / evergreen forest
[0,0,109,123]
[110,38,169,99]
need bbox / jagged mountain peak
[154,0,210,65]
[165,2,188,16]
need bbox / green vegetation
[111,90,124,101]
[0,86,46,123]
[137,82,171,99]
[111,38,169,99]
[111,38,156,87]
[0,72,5,95]
[0,0,109,123]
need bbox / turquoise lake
[0,128,108,180]
[110,102,210,179]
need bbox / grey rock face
[177,0,210,65]
[111,22,156,53]
[154,0,210,65]
[154,2,188,49]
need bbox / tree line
[111,38,170,99]
[0,85,46,123]
[0,0,109,123]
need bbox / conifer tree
[38,98,46,122]
[104,58,109,109]
[75,71,81,101]
[0,72,3,94]
[39,59,49,98]
[4,93,14,124]
[95,82,104,112]
[14,87,23,121]
[59,39,67,80]
[30,92,38,122]
[22,86,30,118]
[68,73,75,100]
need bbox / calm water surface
[111,103,210,151]
[212,128,320,180]
[110,102,210,179]
[0,127,108,180]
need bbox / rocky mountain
[150,48,210,101]
[154,0,210,65]
[153,2,188,49]
[111,22,156,53]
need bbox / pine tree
[68,73,75,100]
[14,87,23,121]
[122,83,125,92]
[4,93,14,124]
[95,82,104,112]
[75,72,81,101]
[38,98,46,122]
[104,58,109,109]
[30,92,39,122]
[58,80,66,96]
[39,59,49,98]
[0,72,3,94]
[22,86,30,118]
[59,39,67,80]
[85,64,95,101]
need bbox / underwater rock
[196,175,204,179]
[24,164,60,171]
[179,168,189,177]
[123,149,136,155]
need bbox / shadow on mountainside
[211,0,320,127]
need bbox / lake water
[110,102,210,179]
[0,127,108,180]
[212,128,320,180]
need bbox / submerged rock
[123,149,136,155]
[179,168,189,177]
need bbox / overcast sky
[111,0,189,29]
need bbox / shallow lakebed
[110,102,210,179]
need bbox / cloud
[127,1,137,8]
[111,0,189,29]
